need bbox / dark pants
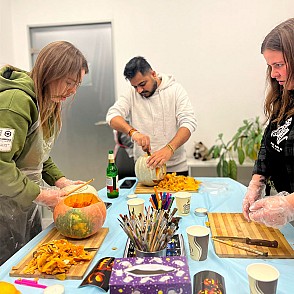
[115,147,135,180]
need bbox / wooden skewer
[65,178,95,196]
[150,210,165,251]
[212,237,268,257]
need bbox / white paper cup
[127,198,145,216]
[127,194,137,199]
[175,192,191,215]
[186,225,209,261]
[246,263,279,294]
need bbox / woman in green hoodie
[0,41,88,265]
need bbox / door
[30,23,115,191]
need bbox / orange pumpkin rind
[53,193,107,239]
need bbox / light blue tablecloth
[1,177,293,293]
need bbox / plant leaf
[251,148,258,160]
[246,141,255,159]
[237,147,245,165]
[222,160,229,177]
[213,146,221,158]
[216,160,222,177]
[229,160,237,180]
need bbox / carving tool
[65,178,95,196]
[15,278,47,289]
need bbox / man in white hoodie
[106,56,197,175]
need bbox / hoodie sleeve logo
[0,128,15,152]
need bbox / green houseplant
[209,117,264,180]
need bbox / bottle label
[106,176,119,193]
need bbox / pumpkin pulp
[64,193,98,208]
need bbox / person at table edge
[0,41,88,265]
[106,56,197,175]
[242,18,294,228]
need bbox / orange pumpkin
[53,193,106,239]
[135,154,167,186]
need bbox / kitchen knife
[213,236,278,248]
[212,238,268,257]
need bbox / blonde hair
[30,41,88,137]
[261,18,294,124]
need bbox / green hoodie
[0,66,64,209]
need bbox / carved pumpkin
[135,154,167,186]
[53,193,106,239]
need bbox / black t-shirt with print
[265,117,293,192]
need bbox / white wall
[2,0,294,156]
[0,0,13,65]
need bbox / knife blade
[213,236,278,248]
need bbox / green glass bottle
[106,150,119,198]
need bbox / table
[1,177,293,293]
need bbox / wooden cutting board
[208,213,294,259]
[134,182,199,194]
[9,227,109,280]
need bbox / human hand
[132,132,151,153]
[249,192,294,228]
[242,176,266,221]
[55,177,85,189]
[34,187,67,210]
[146,145,173,169]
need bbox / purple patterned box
[109,256,192,294]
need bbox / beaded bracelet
[166,143,175,154]
[128,128,137,137]
[131,131,140,142]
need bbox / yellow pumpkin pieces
[23,239,92,278]
[156,173,201,191]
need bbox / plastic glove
[242,175,266,221]
[55,177,85,189]
[34,187,67,209]
[249,192,294,228]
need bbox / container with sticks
[118,206,178,255]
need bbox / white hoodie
[106,73,197,172]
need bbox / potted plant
[208,117,264,180]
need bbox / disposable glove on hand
[249,192,294,228]
[55,177,85,189]
[242,176,266,221]
[34,187,67,209]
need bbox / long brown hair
[30,41,88,137]
[261,18,294,124]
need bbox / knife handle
[246,238,278,248]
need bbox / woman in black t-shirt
[242,18,294,228]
